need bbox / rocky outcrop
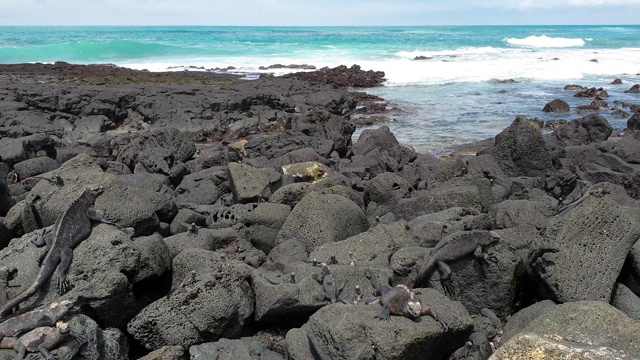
[285,64,386,88]
[542,99,570,113]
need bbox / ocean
[1,25,640,153]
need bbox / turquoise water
[2,26,640,152]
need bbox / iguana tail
[0,252,59,317]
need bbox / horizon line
[0,24,638,27]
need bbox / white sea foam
[504,35,586,48]
[120,46,640,87]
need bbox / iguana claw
[58,275,70,295]
[484,253,498,264]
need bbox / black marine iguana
[317,265,348,304]
[412,230,500,290]
[363,271,448,329]
[0,185,114,317]
[0,300,74,342]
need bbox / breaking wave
[504,35,586,48]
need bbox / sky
[1,0,640,26]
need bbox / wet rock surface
[0,63,639,359]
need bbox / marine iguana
[412,230,500,290]
[0,320,81,360]
[448,340,473,360]
[319,265,348,304]
[554,182,609,215]
[364,271,448,329]
[0,185,114,317]
[0,300,74,342]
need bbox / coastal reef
[0,63,640,359]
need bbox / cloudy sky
[1,0,639,26]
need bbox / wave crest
[504,35,585,48]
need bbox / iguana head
[487,231,500,244]
[80,185,105,202]
[406,300,423,318]
[56,321,70,333]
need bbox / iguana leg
[361,297,381,305]
[474,246,497,264]
[33,232,53,248]
[12,340,26,359]
[37,342,55,360]
[436,262,454,297]
[375,305,391,321]
[87,206,116,225]
[57,248,73,294]
[420,306,449,331]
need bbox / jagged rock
[285,64,386,88]
[624,238,640,295]
[574,87,609,98]
[612,78,623,85]
[348,125,415,178]
[275,192,368,254]
[227,162,281,203]
[625,84,640,93]
[530,194,640,302]
[273,149,330,168]
[297,289,472,360]
[564,84,586,91]
[542,99,570,113]
[116,128,196,171]
[493,302,640,359]
[482,116,553,177]
[548,113,613,149]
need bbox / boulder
[298,289,473,360]
[574,87,609,98]
[549,113,613,148]
[394,177,494,220]
[596,136,640,164]
[169,208,206,235]
[492,199,547,230]
[530,194,640,302]
[209,203,291,254]
[542,99,570,113]
[408,207,492,248]
[12,156,60,180]
[127,249,255,350]
[628,111,640,130]
[116,128,196,171]
[483,116,553,177]
[0,134,56,166]
[131,233,172,291]
[501,300,558,343]
[139,346,186,360]
[227,162,281,203]
[0,224,142,328]
[364,172,413,221]
[611,283,640,322]
[492,301,640,359]
[624,84,640,93]
[348,125,415,177]
[174,167,224,205]
[190,338,284,360]
[275,192,368,254]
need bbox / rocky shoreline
[0,63,640,360]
